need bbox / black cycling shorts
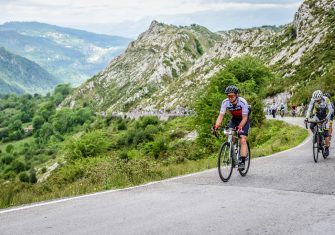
[228,117,250,136]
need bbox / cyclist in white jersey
[212,85,250,169]
[304,90,333,156]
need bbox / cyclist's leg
[324,123,330,156]
[227,119,237,143]
[238,118,250,160]
[324,121,330,147]
[310,122,316,134]
[329,115,333,138]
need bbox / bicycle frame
[306,119,327,162]
[223,128,239,165]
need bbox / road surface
[1,117,335,234]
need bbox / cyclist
[270,101,277,118]
[212,85,250,169]
[279,102,285,117]
[324,93,334,139]
[304,90,333,156]
[291,104,297,117]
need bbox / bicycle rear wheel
[322,138,327,159]
[218,142,233,182]
[313,132,319,163]
[239,142,251,176]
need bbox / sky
[1,0,304,38]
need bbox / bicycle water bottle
[235,144,239,163]
[233,143,238,165]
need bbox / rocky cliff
[63,0,335,112]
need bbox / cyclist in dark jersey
[212,85,250,169]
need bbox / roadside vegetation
[0,57,308,208]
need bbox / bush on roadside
[63,130,110,161]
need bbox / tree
[8,120,24,140]
[32,115,45,131]
[39,122,54,141]
[194,56,273,148]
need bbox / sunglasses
[227,94,236,99]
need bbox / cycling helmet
[312,90,323,100]
[225,85,239,94]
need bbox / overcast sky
[1,0,304,38]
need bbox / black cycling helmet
[225,85,239,94]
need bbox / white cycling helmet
[312,90,323,100]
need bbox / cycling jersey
[306,96,333,120]
[220,97,249,119]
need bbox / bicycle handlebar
[213,127,237,138]
[305,119,326,129]
[305,119,326,124]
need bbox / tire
[218,142,233,182]
[322,137,327,159]
[313,132,319,163]
[239,141,251,176]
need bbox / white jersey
[220,97,249,119]
[306,96,333,119]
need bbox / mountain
[0,47,58,95]
[0,22,132,86]
[63,0,335,112]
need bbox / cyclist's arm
[239,115,248,128]
[215,113,224,129]
[326,97,333,120]
[305,99,314,119]
[240,99,249,128]
[215,100,227,128]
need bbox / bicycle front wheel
[239,142,251,177]
[218,142,233,182]
[313,132,319,163]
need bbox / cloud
[0,0,303,36]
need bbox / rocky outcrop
[63,0,334,113]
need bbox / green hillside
[0,47,58,95]
[0,21,132,86]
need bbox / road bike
[305,119,327,162]
[280,109,285,118]
[214,127,251,182]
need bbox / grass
[0,118,308,209]
[0,136,33,152]
[250,120,308,157]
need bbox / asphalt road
[1,117,335,235]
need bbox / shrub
[144,139,168,159]
[29,168,37,183]
[11,160,26,173]
[63,130,110,161]
[117,150,129,161]
[41,167,47,174]
[5,144,14,153]
[19,172,30,183]
[117,121,127,131]
[135,116,160,129]
[3,170,16,180]
[1,154,14,165]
